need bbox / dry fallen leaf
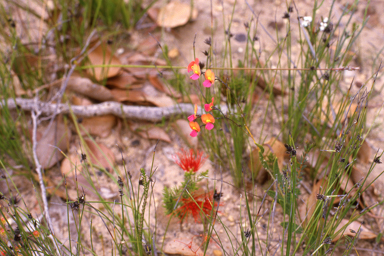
[136,35,160,55]
[299,178,328,226]
[332,219,376,242]
[149,75,181,97]
[357,140,371,164]
[168,48,179,59]
[163,239,204,256]
[107,71,142,89]
[35,117,71,169]
[87,42,121,81]
[248,137,287,183]
[11,70,26,96]
[178,94,201,105]
[84,139,115,172]
[157,1,198,28]
[110,89,146,103]
[67,77,114,101]
[121,52,166,79]
[80,115,117,138]
[131,124,171,143]
[60,154,81,177]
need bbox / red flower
[189,121,200,137]
[188,104,198,122]
[201,113,215,130]
[203,69,215,87]
[174,191,220,223]
[187,58,201,80]
[204,97,214,112]
[32,230,40,238]
[174,148,207,173]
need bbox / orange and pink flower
[188,104,198,122]
[187,58,201,80]
[204,97,214,112]
[189,121,200,137]
[201,113,215,130]
[203,69,215,87]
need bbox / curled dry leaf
[131,123,171,143]
[157,1,198,28]
[163,239,204,256]
[178,94,201,105]
[80,115,116,138]
[248,137,286,183]
[34,117,71,169]
[111,85,175,107]
[107,71,142,89]
[357,140,372,164]
[84,139,115,172]
[149,75,181,97]
[11,70,26,96]
[71,95,117,138]
[332,219,376,242]
[61,154,81,177]
[67,77,114,101]
[121,52,166,79]
[111,89,146,103]
[86,42,121,81]
[299,178,328,226]
[136,35,160,56]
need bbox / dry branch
[1,98,229,122]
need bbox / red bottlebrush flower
[189,121,200,137]
[188,104,198,122]
[174,148,207,173]
[187,58,201,80]
[201,113,215,130]
[174,190,221,223]
[203,69,215,87]
[204,97,214,112]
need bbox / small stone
[168,48,179,59]
[234,33,247,42]
[213,249,223,256]
[116,48,124,55]
[238,47,243,53]
[228,215,234,222]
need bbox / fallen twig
[1,98,229,122]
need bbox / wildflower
[32,230,40,238]
[175,191,220,223]
[0,217,5,225]
[187,58,201,80]
[188,104,198,122]
[201,113,215,130]
[189,121,200,137]
[204,97,214,112]
[174,148,207,173]
[301,16,312,27]
[203,69,215,88]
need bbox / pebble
[213,249,223,256]
[228,215,234,222]
[168,48,179,59]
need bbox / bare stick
[2,98,229,122]
[31,110,53,227]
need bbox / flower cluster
[174,190,220,223]
[187,97,216,137]
[187,58,215,88]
